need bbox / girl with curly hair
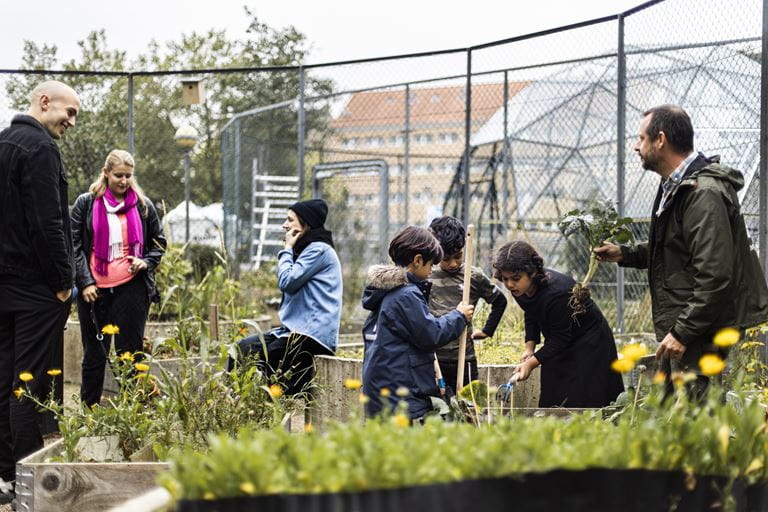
[494,241,623,407]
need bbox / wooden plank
[208,304,219,342]
[17,439,169,512]
[30,463,168,512]
[510,408,599,418]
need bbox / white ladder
[251,171,299,268]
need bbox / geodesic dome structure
[467,44,760,263]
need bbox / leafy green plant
[559,200,634,316]
[21,355,157,460]
[159,379,768,501]
[23,338,300,462]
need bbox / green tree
[5,11,334,209]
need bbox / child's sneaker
[0,477,14,505]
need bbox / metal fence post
[502,70,510,237]
[616,14,627,333]
[761,0,768,279]
[760,0,768,364]
[234,118,241,269]
[297,66,306,198]
[404,84,411,225]
[462,49,472,226]
[380,161,390,262]
[127,74,134,155]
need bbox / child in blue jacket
[361,226,474,420]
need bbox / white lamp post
[174,125,199,245]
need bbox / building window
[438,132,459,143]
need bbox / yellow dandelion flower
[610,358,635,374]
[392,413,409,428]
[13,387,23,399]
[304,423,314,434]
[652,371,667,385]
[268,384,283,398]
[395,386,410,397]
[380,387,391,397]
[344,378,362,390]
[699,354,726,376]
[134,363,150,372]
[358,393,369,404]
[120,352,134,362]
[713,327,740,348]
[203,491,216,500]
[46,369,62,377]
[620,343,649,362]
[239,482,256,495]
[19,372,33,382]
[101,324,120,335]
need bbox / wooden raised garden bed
[16,439,168,512]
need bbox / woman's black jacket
[70,192,166,303]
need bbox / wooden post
[208,304,219,342]
[456,224,475,392]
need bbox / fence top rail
[0,1,661,78]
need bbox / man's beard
[639,151,660,172]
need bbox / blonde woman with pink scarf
[70,149,166,406]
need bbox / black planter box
[177,468,768,512]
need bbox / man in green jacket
[595,105,768,388]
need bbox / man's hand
[81,285,98,303]
[55,289,72,302]
[284,228,302,249]
[593,243,623,263]
[656,332,686,360]
[471,329,488,340]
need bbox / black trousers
[435,356,479,397]
[76,277,149,407]
[229,330,330,395]
[0,279,70,481]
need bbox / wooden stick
[208,303,219,342]
[456,224,475,392]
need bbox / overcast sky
[1,1,644,69]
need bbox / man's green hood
[691,162,744,192]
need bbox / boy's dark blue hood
[361,265,408,312]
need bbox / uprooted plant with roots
[559,201,633,318]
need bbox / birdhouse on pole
[181,77,205,105]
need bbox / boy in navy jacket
[361,226,474,419]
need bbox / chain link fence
[2,0,766,333]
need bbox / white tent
[164,201,224,247]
